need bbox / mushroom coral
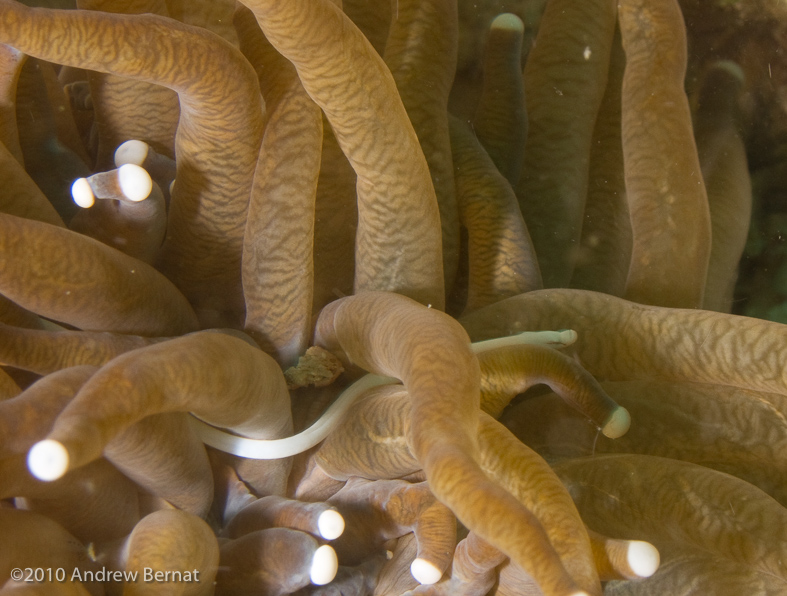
[0,0,783,594]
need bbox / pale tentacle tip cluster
[27,439,69,481]
[601,405,631,439]
[317,509,345,540]
[310,544,339,585]
[410,557,443,585]
[70,163,153,207]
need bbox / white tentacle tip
[118,164,153,202]
[114,139,149,167]
[71,178,95,208]
[317,510,345,540]
[310,545,338,585]
[28,440,69,481]
[602,406,631,439]
[556,329,578,345]
[627,541,660,578]
[411,558,442,585]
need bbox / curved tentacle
[0,213,198,336]
[313,291,589,596]
[27,331,292,482]
[240,0,445,309]
[0,0,265,326]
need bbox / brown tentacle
[449,115,541,314]
[0,367,141,543]
[121,509,219,596]
[0,213,199,336]
[241,0,445,309]
[0,0,265,326]
[384,0,460,292]
[517,0,618,287]
[477,343,627,437]
[570,27,631,296]
[216,527,338,595]
[235,5,322,367]
[105,412,213,517]
[0,322,165,376]
[472,13,528,188]
[30,331,291,480]
[314,291,587,596]
[618,0,711,308]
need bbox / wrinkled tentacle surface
[0,0,265,325]
[242,0,445,309]
[618,0,711,308]
[0,213,198,336]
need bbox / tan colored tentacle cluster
[0,0,778,594]
[461,288,787,397]
[314,291,591,596]
[27,331,291,482]
[556,454,787,591]
[241,0,445,309]
[0,0,265,325]
[75,0,178,169]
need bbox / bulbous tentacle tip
[601,405,631,439]
[317,509,345,540]
[117,164,153,202]
[410,557,443,585]
[27,439,69,481]
[627,540,660,578]
[114,139,149,167]
[557,329,579,345]
[490,12,524,33]
[310,544,338,585]
[71,177,95,208]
